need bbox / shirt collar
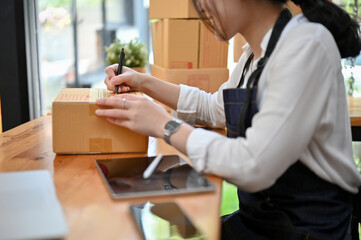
[240,14,303,60]
[240,28,273,60]
[260,29,272,55]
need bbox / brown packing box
[152,19,228,69]
[151,64,229,93]
[151,20,164,69]
[149,0,199,19]
[52,88,148,154]
[153,19,199,69]
[233,3,302,62]
[199,22,228,68]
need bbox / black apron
[221,8,352,240]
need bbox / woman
[96,0,361,239]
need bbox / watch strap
[164,119,183,145]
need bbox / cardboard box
[151,64,229,93]
[149,0,199,19]
[52,88,148,154]
[199,23,228,68]
[152,19,199,69]
[152,19,228,69]
[151,20,164,69]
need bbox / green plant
[104,38,148,68]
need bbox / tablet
[130,202,205,240]
[95,155,215,199]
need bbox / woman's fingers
[104,64,131,92]
[104,64,118,92]
[96,97,128,109]
[106,117,121,125]
[104,76,114,92]
[104,66,141,93]
[96,94,141,110]
[96,108,128,118]
[119,85,130,92]
[106,117,132,129]
[96,94,169,138]
[104,64,118,78]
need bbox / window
[334,0,361,96]
[25,0,150,115]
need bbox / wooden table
[0,116,222,240]
[348,97,361,141]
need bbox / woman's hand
[104,64,146,93]
[95,94,173,138]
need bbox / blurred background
[34,0,150,113]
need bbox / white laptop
[0,170,68,240]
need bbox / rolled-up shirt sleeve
[176,84,226,128]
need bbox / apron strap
[237,53,254,88]
[237,8,292,136]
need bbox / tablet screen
[130,202,205,240]
[95,155,215,199]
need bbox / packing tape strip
[98,88,110,99]
[89,88,99,102]
[89,88,110,102]
[89,138,112,152]
[89,88,111,116]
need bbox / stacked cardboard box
[52,88,148,154]
[150,0,229,93]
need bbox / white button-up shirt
[176,14,361,193]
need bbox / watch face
[165,120,180,132]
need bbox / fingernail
[95,109,101,115]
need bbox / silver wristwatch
[163,119,183,145]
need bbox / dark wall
[0,0,30,131]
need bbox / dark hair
[192,0,361,58]
[192,0,227,41]
[290,0,361,58]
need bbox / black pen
[115,48,125,94]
